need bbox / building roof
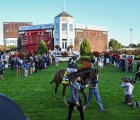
[55,11,73,18]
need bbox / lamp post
[129,28,133,48]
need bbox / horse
[50,68,99,105]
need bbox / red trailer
[18,24,54,52]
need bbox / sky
[0,0,140,46]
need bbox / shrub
[69,45,74,49]
[17,53,24,59]
[61,51,69,56]
[80,38,91,56]
[37,40,48,55]
[104,52,111,58]
[92,51,100,57]
[55,45,60,51]
[9,54,16,59]
[80,56,91,62]
[112,53,120,59]
[134,55,140,60]
[78,60,91,68]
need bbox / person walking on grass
[83,76,106,112]
[68,75,85,120]
[55,57,59,68]
[16,57,22,77]
[0,60,5,80]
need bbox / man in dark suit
[68,75,85,120]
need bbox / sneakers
[132,102,136,108]
[83,105,87,111]
[136,101,140,107]
[101,110,107,112]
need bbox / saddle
[62,71,73,85]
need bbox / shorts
[125,95,132,104]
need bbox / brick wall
[75,29,108,52]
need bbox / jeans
[86,88,104,111]
[135,72,140,80]
[91,63,94,68]
[132,66,134,72]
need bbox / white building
[18,11,108,52]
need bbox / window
[56,39,59,44]
[62,23,67,31]
[79,39,83,44]
[69,24,73,31]
[70,39,73,45]
[55,23,59,32]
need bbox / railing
[54,51,80,61]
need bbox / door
[62,39,67,49]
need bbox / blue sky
[0,0,140,46]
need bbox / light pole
[129,28,133,48]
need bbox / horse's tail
[49,78,55,84]
[50,71,59,84]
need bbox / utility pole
[129,28,133,48]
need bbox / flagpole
[63,0,65,11]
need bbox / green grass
[0,62,140,120]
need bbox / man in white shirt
[121,77,138,108]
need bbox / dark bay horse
[50,68,99,105]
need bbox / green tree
[80,38,91,56]
[37,40,48,55]
[137,43,140,48]
[109,39,122,50]
[121,45,126,48]
[129,43,137,48]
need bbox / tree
[80,38,91,56]
[129,43,137,48]
[137,43,140,48]
[37,40,48,55]
[109,39,122,50]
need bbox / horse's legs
[62,84,67,105]
[54,83,59,100]
[81,89,87,105]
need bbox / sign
[75,24,108,31]
[19,24,54,31]
[18,31,24,34]
[61,18,68,21]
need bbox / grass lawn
[0,62,140,120]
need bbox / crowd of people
[0,51,60,79]
[1,51,140,120]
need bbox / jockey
[63,54,78,81]
[67,54,78,73]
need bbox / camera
[122,76,136,84]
